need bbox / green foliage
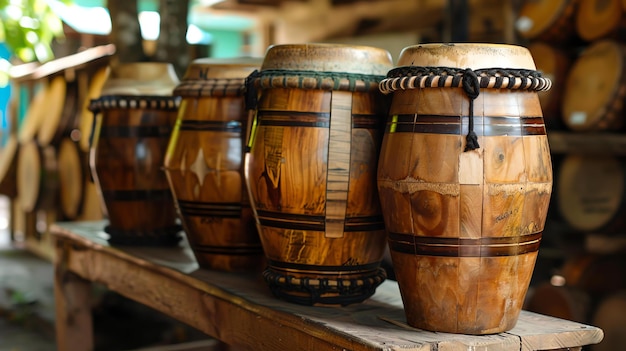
[0,0,70,85]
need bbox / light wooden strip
[325,91,353,238]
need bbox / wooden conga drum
[245,44,392,305]
[562,40,626,132]
[163,58,264,271]
[378,43,553,334]
[516,0,580,44]
[90,63,181,246]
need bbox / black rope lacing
[461,68,481,151]
[379,66,552,152]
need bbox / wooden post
[54,240,94,351]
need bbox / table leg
[54,247,94,351]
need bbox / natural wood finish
[528,42,572,129]
[245,44,392,306]
[576,0,625,41]
[51,220,604,351]
[18,78,61,143]
[90,63,180,244]
[78,65,109,152]
[163,58,264,272]
[377,43,552,334]
[562,40,626,132]
[516,0,579,44]
[0,135,19,198]
[16,140,59,212]
[591,290,626,351]
[57,137,86,220]
[556,154,626,233]
[37,75,78,147]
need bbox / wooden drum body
[163,59,264,271]
[90,63,181,246]
[378,44,553,334]
[245,44,392,305]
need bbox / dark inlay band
[386,114,546,136]
[192,244,263,255]
[99,125,172,138]
[179,120,242,132]
[388,231,542,257]
[102,189,172,202]
[256,210,385,232]
[258,110,330,128]
[267,259,381,274]
[177,200,242,218]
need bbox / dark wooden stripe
[388,232,542,257]
[267,259,381,273]
[387,114,547,136]
[192,244,263,255]
[99,125,171,138]
[102,189,172,202]
[258,110,330,128]
[257,210,385,232]
[177,200,242,218]
[179,120,242,132]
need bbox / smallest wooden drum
[164,58,264,271]
[90,63,181,246]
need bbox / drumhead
[557,154,624,232]
[18,83,48,143]
[36,75,67,146]
[562,40,625,131]
[78,66,109,152]
[576,0,624,41]
[0,135,19,197]
[58,138,85,219]
[16,141,42,212]
[516,0,570,40]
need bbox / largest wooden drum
[90,63,181,246]
[245,44,392,305]
[163,58,264,271]
[378,43,553,334]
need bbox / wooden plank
[325,91,352,238]
[50,221,605,351]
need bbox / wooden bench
[51,221,604,351]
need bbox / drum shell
[91,99,178,239]
[247,88,388,305]
[377,44,553,334]
[165,94,264,272]
[246,44,392,306]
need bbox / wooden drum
[90,63,181,246]
[576,0,625,42]
[562,40,626,132]
[16,140,59,212]
[163,58,264,271]
[245,44,392,305]
[378,43,553,334]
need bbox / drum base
[262,267,387,306]
[104,224,183,246]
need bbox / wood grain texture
[377,43,553,334]
[163,60,264,272]
[50,221,604,351]
[245,44,392,306]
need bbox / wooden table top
[50,220,604,351]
